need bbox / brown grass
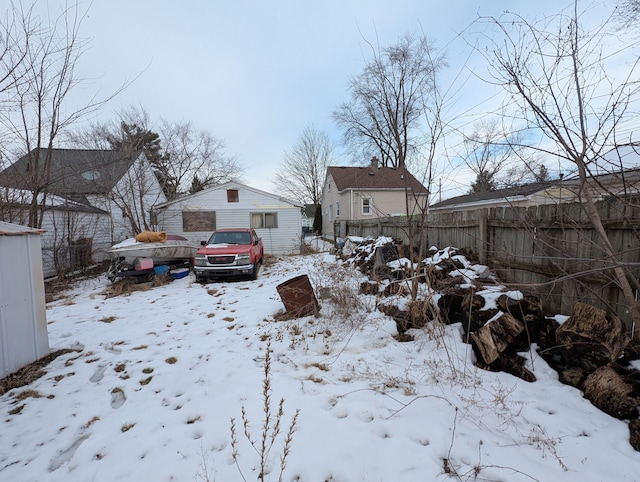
[0,349,78,397]
[103,275,169,298]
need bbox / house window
[227,189,239,203]
[336,202,340,217]
[251,212,278,229]
[182,210,216,232]
[329,205,334,221]
[362,198,371,215]
[328,180,331,191]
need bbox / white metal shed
[0,221,50,377]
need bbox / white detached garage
[153,182,303,255]
[0,222,50,377]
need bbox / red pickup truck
[193,228,264,282]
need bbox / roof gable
[0,148,141,201]
[327,166,427,193]
[154,181,303,208]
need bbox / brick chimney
[370,156,379,171]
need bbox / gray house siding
[38,208,113,277]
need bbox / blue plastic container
[154,265,169,275]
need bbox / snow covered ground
[1,241,640,481]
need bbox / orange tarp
[135,231,167,243]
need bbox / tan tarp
[135,231,167,243]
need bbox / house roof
[426,145,640,210]
[303,204,316,218]
[0,148,142,204]
[429,181,560,209]
[0,221,45,236]
[153,181,303,209]
[327,166,427,193]
[0,186,108,214]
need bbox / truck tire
[249,262,259,280]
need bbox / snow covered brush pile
[338,236,640,450]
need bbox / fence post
[479,208,488,264]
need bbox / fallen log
[470,312,525,366]
[555,302,628,373]
[489,352,536,382]
[582,365,638,420]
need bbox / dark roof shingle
[328,166,427,193]
[0,148,141,203]
[429,181,558,209]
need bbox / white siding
[38,208,112,277]
[156,182,302,255]
[0,222,49,377]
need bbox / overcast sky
[49,0,618,198]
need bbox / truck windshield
[209,232,251,245]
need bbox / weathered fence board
[335,197,640,330]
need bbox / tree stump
[555,302,628,373]
[437,289,467,325]
[497,294,545,346]
[582,365,638,420]
[470,312,525,366]
[461,308,500,336]
[489,352,536,382]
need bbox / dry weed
[121,422,135,432]
[230,343,299,482]
[0,348,78,397]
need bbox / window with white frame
[362,198,371,215]
[251,212,278,229]
[336,201,340,217]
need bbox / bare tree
[109,155,165,234]
[333,33,446,169]
[159,119,242,199]
[0,2,30,98]
[476,2,640,329]
[615,0,640,29]
[67,105,242,200]
[64,106,165,236]
[0,1,123,228]
[462,119,541,193]
[401,40,448,305]
[273,124,332,206]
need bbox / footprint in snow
[358,411,374,423]
[90,365,106,383]
[48,434,89,472]
[110,387,126,409]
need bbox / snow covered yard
[1,248,640,482]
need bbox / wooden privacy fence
[335,197,640,330]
